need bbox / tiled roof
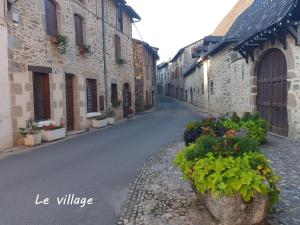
[203,35,223,45]
[227,0,297,45]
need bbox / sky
[126,0,239,63]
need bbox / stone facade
[156,62,169,96]
[0,0,140,149]
[104,0,137,118]
[184,63,209,112]
[133,39,159,112]
[0,0,13,149]
[206,36,300,140]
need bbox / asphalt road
[0,96,201,225]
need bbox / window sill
[86,112,101,118]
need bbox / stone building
[169,39,203,101]
[197,0,300,140]
[0,0,13,149]
[156,62,169,95]
[133,39,159,112]
[0,0,140,149]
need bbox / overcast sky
[126,0,239,63]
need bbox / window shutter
[45,0,57,37]
[115,35,121,60]
[75,14,84,47]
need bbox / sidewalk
[117,135,300,225]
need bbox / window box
[107,118,115,125]
[41,128,66,142]
[92,118,108,128]
[24,133,42,147]
[116,58,126,64]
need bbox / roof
[133,39,160,60]
[203,35,223,45]
[213,0,254,36]
[123,5,141,21]
[204,0,298,57]
[157,62,169,69]
[234,0,297,47]
[115,0,141,21]
[182,59,199,77]
[171,48,185,62]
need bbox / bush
[221,113,269,144]
[191,152,280,205]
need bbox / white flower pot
[24,133,42,147]
[92,119,108,128]
[41,128,66,142]
[107,117,115,125]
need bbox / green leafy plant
[80,44,93,55]
[19,119,40,137]
[107,110,116,118]
[112,99,121,107]
[55,34,69,55]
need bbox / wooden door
[257,49,288,136]
[123,83,130,117]
[65,74,74,131]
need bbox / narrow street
[0,96,201,225]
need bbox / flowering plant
[42,122,64,131]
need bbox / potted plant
[79,44,92,56]
[92,114,108,128]
[51,34,69,55]
[128,108,134,118]
[41,121,66,142]
[175,125,280,225]
[112,99,121,107]
[107,111,116,125]
[19,119,41,147]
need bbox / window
[45,0,57,37]
[114,35,121,60]
[74,14,84,47]
[210,80,214,94]
[111,83,118,103]
[116,4,123,32]
[33,73,51,121]
[201,83,205,94]
[86,79,97,113]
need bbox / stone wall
[104,0,135,118]
[207,35,300,140]
[0,0,13,149]
[184,64,208,112]
[133,39,157,112]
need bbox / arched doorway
[256,49,288,136]
[123,83,131,117]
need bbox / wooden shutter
[45,0,57,37]
[115,35,121,60]
[33,73,51,121]
[74,14,84,47]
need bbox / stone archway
[256,48,288,136]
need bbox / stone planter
[192,184,269,225]
[92,119,108,128]
[24,133,42,147]
[41,128,66,142]
[128,113,134,118]
[107,117,115,125]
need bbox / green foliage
[221,113,269,144]
[174,145,196,179]
[186,121,203,132]
[191,152,280,204]
[56,34,69,55]
[19,119,40,137]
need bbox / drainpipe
[101,0,108,112]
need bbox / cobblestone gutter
[117,136,300,225]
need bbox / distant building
[156,62,169,95]
[133,39,159,112]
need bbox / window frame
[74,13,84,47]
[114,34,121,60]
[45,0,58,37]
[86,79,98,113]
[111,83,118,103]
[33,73,51,121]
[116,4,123,32]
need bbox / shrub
[191,152,280,206]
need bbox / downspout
[101,0,108,112]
